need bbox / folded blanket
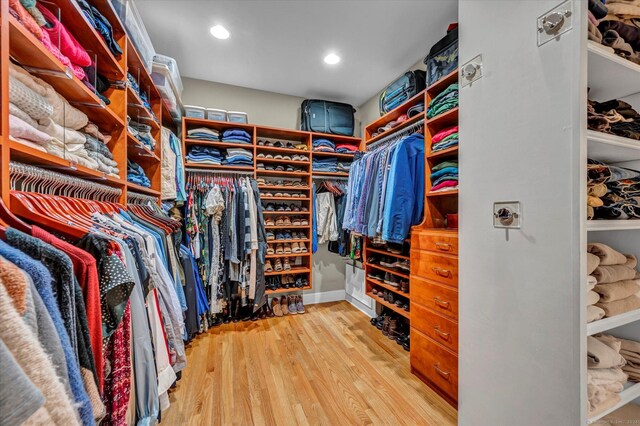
[588,275,598,291]
[588,253,601,275]
[588,336,627,369]
[596,294,640,317]
[588,305,606,322]
[431,180,458,192]
[595,334,623,353]
[9,114,53,147]
[588,366,628,383]
[593,261,637,284]
[9,75,53,120]
[588,384,621,416]
[622,363,640,381]
[594,279,640,302]
[588,290,601,305]
[621,349,640,366]
[619,337,640,355]
[37,118,86,150]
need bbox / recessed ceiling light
[324,53,340,65]
[210,25,230,40]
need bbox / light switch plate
[493,201,522,229]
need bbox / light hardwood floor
[163,301,458,426]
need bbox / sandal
[265,260,273,272]
[283,217,292,226]
[267,244,275,255]
[299,242,308,253]
[284,243,292,254]
[266,217,275,226]
[276,244,284,254]
[274,258,283,272]
[291,242,300,253]
[283,258,291,271]
[275,217,284,226]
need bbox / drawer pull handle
[435,242,452,251]
[434,363,451,380]
[432,267,452,278]
[434,298,450,309]
[434,327,450,339]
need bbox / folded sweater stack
[223,148,253,166]
[587,159,640,220]
[128,118,156,151]
[127,160,151,188]
[313,138,336,153]
[222,129,251,144]
[427,83,458,119]
[186,146,223,165]
[336,143,358,154]
[587,243,640,319]
[587,333,629,417]
[430,160,458,193]
[313,157,338,172]
[187,127,220,141]
[431,125,459,153]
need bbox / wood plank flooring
[163,301,458,426]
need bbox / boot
[232,297,241,323]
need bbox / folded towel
[588,275,598,291]
[621,349,640,366]
[595,334,623,353]
[588,253,601,275]
[588,336,627,369]
[588,305,606,322]
[596,294,640,317]
[622,363,640,381]
[594,279,640,302]
[588,290,601,305]
[619,337,640,355]
[588,384,621,417]
[588,243,629,266]
[593,262,637,284]
[588,366,628,383]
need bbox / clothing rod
[185,168,254,175]
[367,118,425,150]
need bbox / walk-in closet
[0,0,638,425]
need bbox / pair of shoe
[270,258,291,272]
[383,272,400,287]
[272,242,292,254]
[271,295,305,316]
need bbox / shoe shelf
[366,291,410,319]
[265,225,310,229]
[366,276,410,299]
[311,151,356,160]
[366,263,410,280]
[266,253,312,259]
[366,246,410,261]
[256,169,308,176]
[258,157,310,165]
[265,267,311,276]
[266,286,312,295]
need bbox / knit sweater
[0,283,80,425]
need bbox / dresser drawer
[412,230,458,255]
[411,251,458,288]
[411,303,459,353]
[410,329,458,402]
[411,276,458,320]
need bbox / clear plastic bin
[153,54,183,96]
[206,108,227,121]
[227,111,248,124]
[152,61,182,120]
[184,105,206,119]
[112,0,156,71]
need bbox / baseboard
[345,294,376,318]
[303,289,346,305]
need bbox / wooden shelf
[366,291,410,319]
[184,163,254,171]
[127,86,159,129]
[367,276,410,298]
[266,286,312,294]
[126,38,160,100]
[310,132,361,145]
[366,263,410,280]
[265,225,310,230]
[256,126,310,142]
[588,382,640,423]
[183,117,255,133]
[586,220,640,231]
[185,139,254,149]
[265,253,312,259]
[587,309,640,336]
[587,40,640,101]
[127,133,159,162]
[427,146,459,160]
[263,211,311,215]
[265,267,311,276]
[257,169,308,176]
[127,182,160,196]
[312,171,350,177]
[586,130,640,163]
[365,90,426,139]
[311,151,357,159]
[366,247,410,260]
[256,145,309,155]
[40,0,125,80]
[8,17,124,132]
[258,157,310,165]
[9,140,127,185]
[426,107,459,131]
[427,190,459,197]
[366,112,426,146]
[258,185,310,191]
[427,69,459,97]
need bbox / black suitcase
[300,99,355,136]
[424,25,458,87]
[379,70,426,115]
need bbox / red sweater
[32,226,104,392]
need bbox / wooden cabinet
[411,328,458,404]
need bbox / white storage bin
[152,54,183,96]
[227,111,248,124]
[152,61,182,120]
[184,105,206,119]
[206,108,227,121]
[112,0,155,71]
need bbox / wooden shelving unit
[1,1,168,205]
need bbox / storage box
[424,27,458,87]
[152,54,183,96]
[112,0,156,72]
[206,108,227,121]
[184,105,206,119]
[227,111,248,124]
[152,63,181,118]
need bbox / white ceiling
[136,0,458,106]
